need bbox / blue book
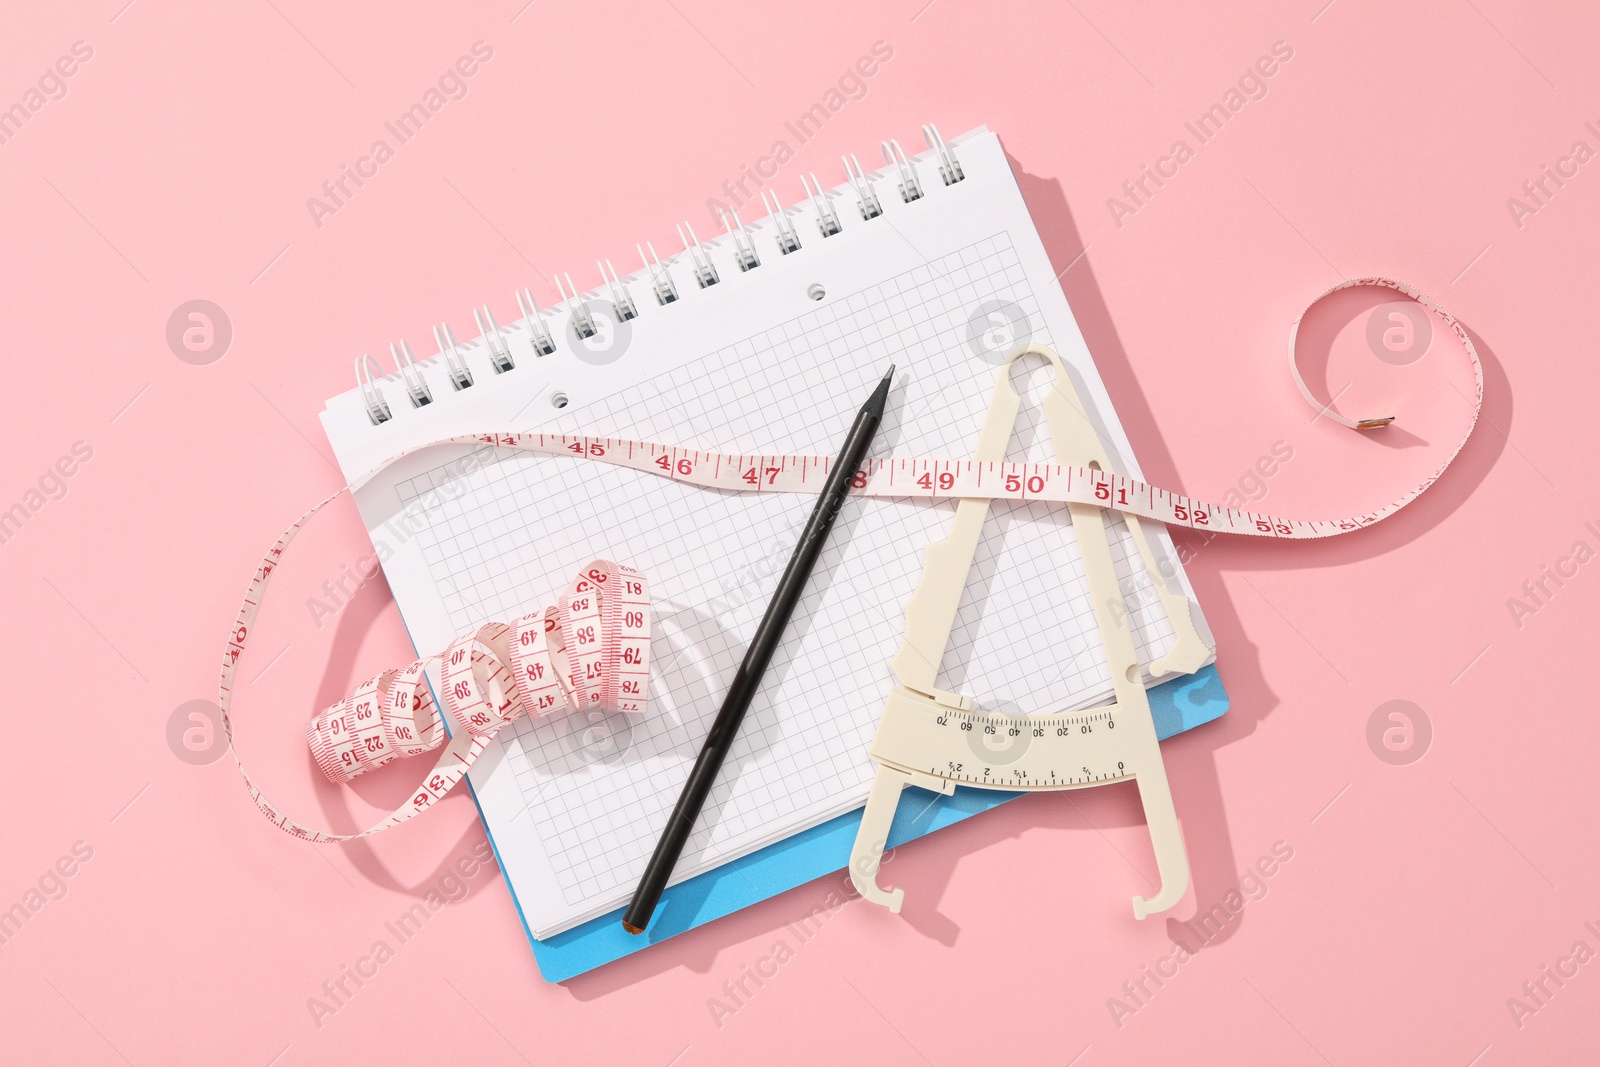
[490,666,1227,982]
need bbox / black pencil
[622,366,895,934]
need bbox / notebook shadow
[1011,159,1510,952]
[999,161,1263,947]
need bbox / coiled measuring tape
[222,277,1479,841]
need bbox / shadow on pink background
[2,1,1597,1064]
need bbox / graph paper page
[320,130,1215,937]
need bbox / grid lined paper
[392,234,1178,925]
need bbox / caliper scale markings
[906,706,1129,788]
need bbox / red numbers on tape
[228,286,1479,841]
[223,549,650,843]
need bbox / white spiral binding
[801,172,842,236]
[389,340,433,408]
[844,153,883,220]
[922,123,964,186]
[432,323,475,390]
[720,206,761,272]
[352,124,968,422]
[355,354,393,425]
[882,138,923,202]
[639,242,678,305]
[515,288,558,356]
[555,273,596,339]
[762,189,801,254]
[472,305,515,373]
[676,221,720,288]
[599,259,638,320]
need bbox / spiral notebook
[318,125,1225,975]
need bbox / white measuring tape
[221,277,1480,842]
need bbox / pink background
[3,0,1598,1063]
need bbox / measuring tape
[226,555,649,842]
[221,276,1480,842]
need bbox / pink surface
[2,0,1597,1063]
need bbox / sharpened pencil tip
[862,366,893,418]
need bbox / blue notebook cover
[466,664,1227,982]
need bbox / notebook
[318,125,1222,964]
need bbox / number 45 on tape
[848,344,1212,919]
